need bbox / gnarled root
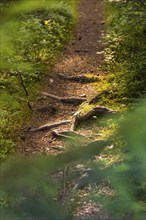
[57,73,99,83]
[29,120,71,132]
[41,92,86,105]
[72,106,116,128]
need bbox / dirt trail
[18,0,105,155]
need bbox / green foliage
[0,0,77,159]
[0,92,27,159]
[104,0,146,99]
[101,103,146,219]
[74,102,146,219]
[0,102,145,219]
[1,1,76,73]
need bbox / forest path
[18,0,105,155]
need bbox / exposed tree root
[41,92,86,105]
[51,106,115,137]
[88,90,112,104]
[72,106,116,128]
[29,106,115,134]
[52,130,76,140]
[29,120,71,132]
[52,129,86,140]
[57,73,99,83]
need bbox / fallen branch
[29,120,71,132]
[57,73,99,83]
[41,92,86,105]
[18,73,33,110]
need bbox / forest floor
[18,1,108,219]
[18,0,105,156]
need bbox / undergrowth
[94,0,146,108]
[0,0,77,159]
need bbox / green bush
[0,0,77,159]
[102,103,146,219]
[104,0,146,99]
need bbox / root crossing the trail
[18,0,106,160]
[17,0,112,219]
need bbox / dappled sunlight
[53,53,102,75]
[0,0,145,219]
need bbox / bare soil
[17,1,109,219]
[18,0,105,156]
